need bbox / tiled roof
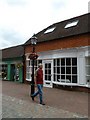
[25,13,89,45]
[2,45,24,59]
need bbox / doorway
[11,64,15,81]
[43,60,53,88]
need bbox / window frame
[26,59,42,81]
[53,58,77,83]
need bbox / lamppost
[29,34,38,101]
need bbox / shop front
[2,45,24,83]
[2,60,23,83]
[25,46,90,88]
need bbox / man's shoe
[40,103,45,105]
[31,96,34,101]
[31,95,34,101]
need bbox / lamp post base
[31,83,35,101]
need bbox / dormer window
[64,20,79,29]
[44,27,56,34]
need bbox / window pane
[61,75,65,79]
[26,61,29,66]
[34,60,37,66]
[86,76,90,82]
[57,67,60,74]
[72,67,77,74]
[54,74,56,81]
[45,64,47,68]
[66,75,71,82]
[72,58,77,65]
[45,75,47,80]
[61,58,65,66]
[45,70,47,74]
[86,57,90,65]
[54,59,55,66]
[66,58,71,65]
[54,67,57,73]
[57,59,60,66]
[31,60,33,66]
[29,61,30,66]
[35,67,37,71]
[61,67,65,74]
[57,75,60,82]
[27,73,30,79]
[48,63,51,68]
[48,70,51,74]
[49,75,51,81]
[86,67,90,75]
[54,67,55,73]
[66,67,71,74]
[26,67,30,72]
[72,76,77,83]
[38,60,42,64]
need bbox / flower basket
[16,63,23,68]
[29,53,38,60]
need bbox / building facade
[24,13,90,89]
[1,45,24,83]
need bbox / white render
[25,46,90,88]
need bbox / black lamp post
[29,34,38,101]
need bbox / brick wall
[24,33,89,89]
[25,34,89,53]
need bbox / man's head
[38,63,43,69]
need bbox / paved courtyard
[1,80,89,118]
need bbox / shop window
[26,59,42,81]
[85,57,90,84]
[53,58,77,83]
[2,64,7,79]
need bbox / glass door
[43,60,53,88]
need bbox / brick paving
[2,94,86,118]
[1,80,89,118]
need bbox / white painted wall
[25,46,90,87]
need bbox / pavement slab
[1,80,89,119]
[2,95,87,118]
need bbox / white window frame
[85,57,90,85]
[53,58,77,84]
[26,58,42,81]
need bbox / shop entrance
[11,64,15,81]
[43,60,53,88]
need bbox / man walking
[31,63,45,105]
